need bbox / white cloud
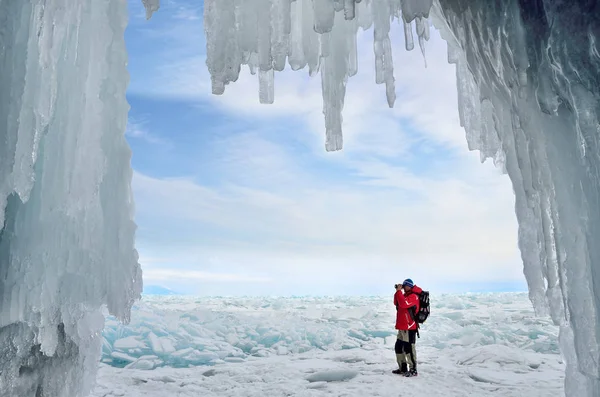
[132,153,520,293]
[143,268,272,283]
[172,3,201,21]
[138,256,175,264]
[128,14,523,295]
[140,20,468,157]
[126,117,167,145]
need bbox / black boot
[392,363,408,375]
[404,367,418,377]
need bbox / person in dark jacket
[392,278,422,377]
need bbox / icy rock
[307,381,328,389]
[111,352,138,364]
[171,348,220,365]
[456,345,540,369]
[148,332,177,354]
[276,345,289,355]
[125,359,156,370]
[224,357,246,363]
[152,375,177,383]
[114,336,148,351]
[306,369,358,383]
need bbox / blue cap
[402,279,414,288]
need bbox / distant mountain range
[142,285,181,295]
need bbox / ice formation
[0,1,142,396]
[0,0,597,396]
[205,0,432,151]
[141,0,160,20]
[201,0,600,395]
[100,294,559,371]
[92,294,565,396]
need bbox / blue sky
[124,0,525,296]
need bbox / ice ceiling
[0,0,598,396]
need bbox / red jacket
[394,286,422,330]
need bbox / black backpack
[415,290,430,324]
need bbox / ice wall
[202,0,600,395]
[0,1,142,396]
[432,2,599,395]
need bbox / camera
[394,284,399,289]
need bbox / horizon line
[139,291,530,298]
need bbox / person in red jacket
[393,278,422,377]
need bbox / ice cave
[0,0,598,396]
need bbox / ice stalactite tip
[142,0,161,20]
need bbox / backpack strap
[408,302,421,338]
[408,306,420,336]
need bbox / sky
[124,0,525,296]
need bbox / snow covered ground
[92,293,564,396]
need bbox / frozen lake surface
[93,293,564,396]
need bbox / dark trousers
[395,330,417,370]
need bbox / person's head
[401,278,414,293]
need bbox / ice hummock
[201,0,600,395]
[93,294,565,396]
[0,1,142,396]
[101,294,560,370]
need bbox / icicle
[272,0,290,71]
[302,0,320,75]
[383,36,396,107]
[415,17,428,67]
[357,0,373,30]
[247,52,259,75]
[423,16,430,40]
[288,0,307,70]
[347,23,358,77]
[343,0,356,20]
[373,0,396,106]
[259,69,275,104]
[237,0,259,56]
[257,0,273,72]
[203,0,433,149]
[204,0,239,95]
[400,0,433,23]
[321,11,350,151]
[403,18,414,51]
[141,0,160,20]
[312,0,335,34]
